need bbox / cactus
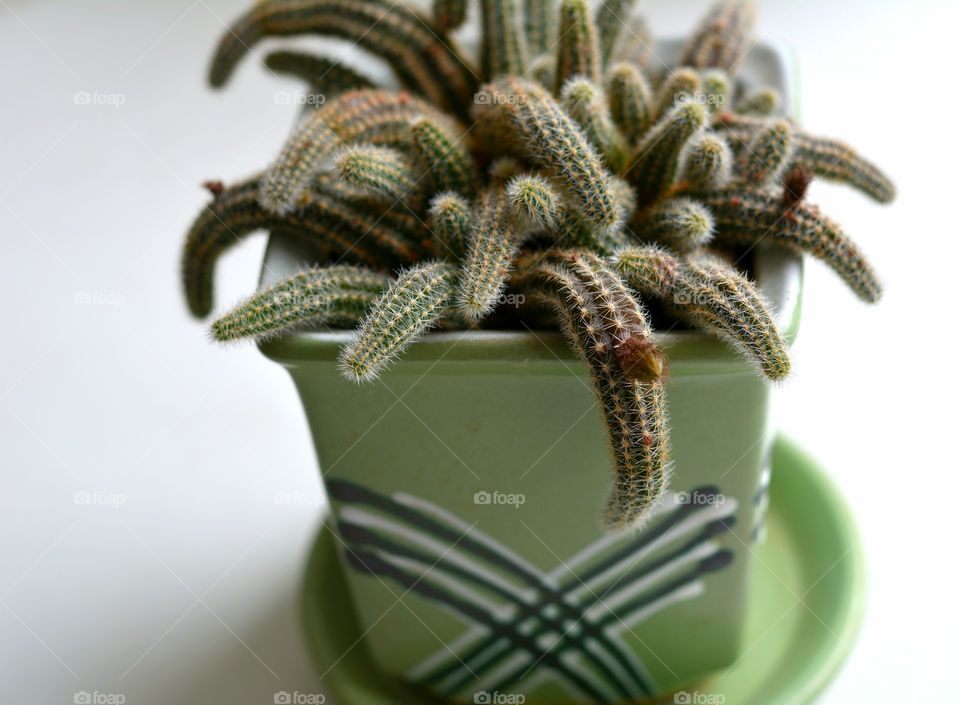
[627,101,708,207]
[680,132,733,188]
[433,0,468,31]
[561,78,630,172]
[340,261,459,381]
[212,266,390,342]
[607,62,654,145]
[635,197,714,252]
[185,0,895,528]
[740,119,794,185]
[595,0,638,66]
[555,0,601,93]
[506,174,560,230]
[263,50,375,100]
[691,187,882,302]
[428,192,472,261]
[207,0,477,117]
[409,117,477,198]
[476,77,621,234]
[678,0,756,72]
[735,88,779,116]
[458,187,523,319]
[480,0,527,79]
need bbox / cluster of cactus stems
[182,0,894,529]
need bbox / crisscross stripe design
[328,479,737,703]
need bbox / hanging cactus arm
[613,245,681,299]
[207,0,478,117]
[263,50,376,99]
[211,266,390,342]
[340,261,458,381]
[678,0,756,72]
[692,187,882,302]
[793,134,896,203]
[458,187,524,319]
[672,256,791,380]
[532,261,670,529]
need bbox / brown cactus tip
[614,335,669,383]
[202,180,225,198]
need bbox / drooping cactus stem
[555,0,602,93]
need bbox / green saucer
[300,436,866,704]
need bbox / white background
[1,0,957,703]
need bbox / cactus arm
[612,244,680,298]
[479,0,528,79]
[793,134,896,203]
[263,50,375,100]
[735,88,779,116]
[340,261,459,381]
[524,0,557,57]
[433,0,468,31]
[627,101,708,207]
[678,0,756,72]
[427,192,472,261]
[652,68,701,121]
[211,266,390,342]
[260,90,451,214]
[680,132,733,188]
[561,78,630,172]
[506,174,560,230]
[739,119,794,185]
[594,0,637,66]
[634,197,714,252]
[531,259,669,529]
[335,145,424,206]
[207,0,478,117]
[606,62,654,146]
[458,187,524,319]
[608,12,652,68]
[476,77,621,234]
[700,69,731,113]
[554,0,602,93]
[671,255,791,380]
[409,117,477,198]
[690,187,882,302]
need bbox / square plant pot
[258,40,802,705]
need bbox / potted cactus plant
[181,0,893,701]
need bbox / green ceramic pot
[258,40,802,705]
